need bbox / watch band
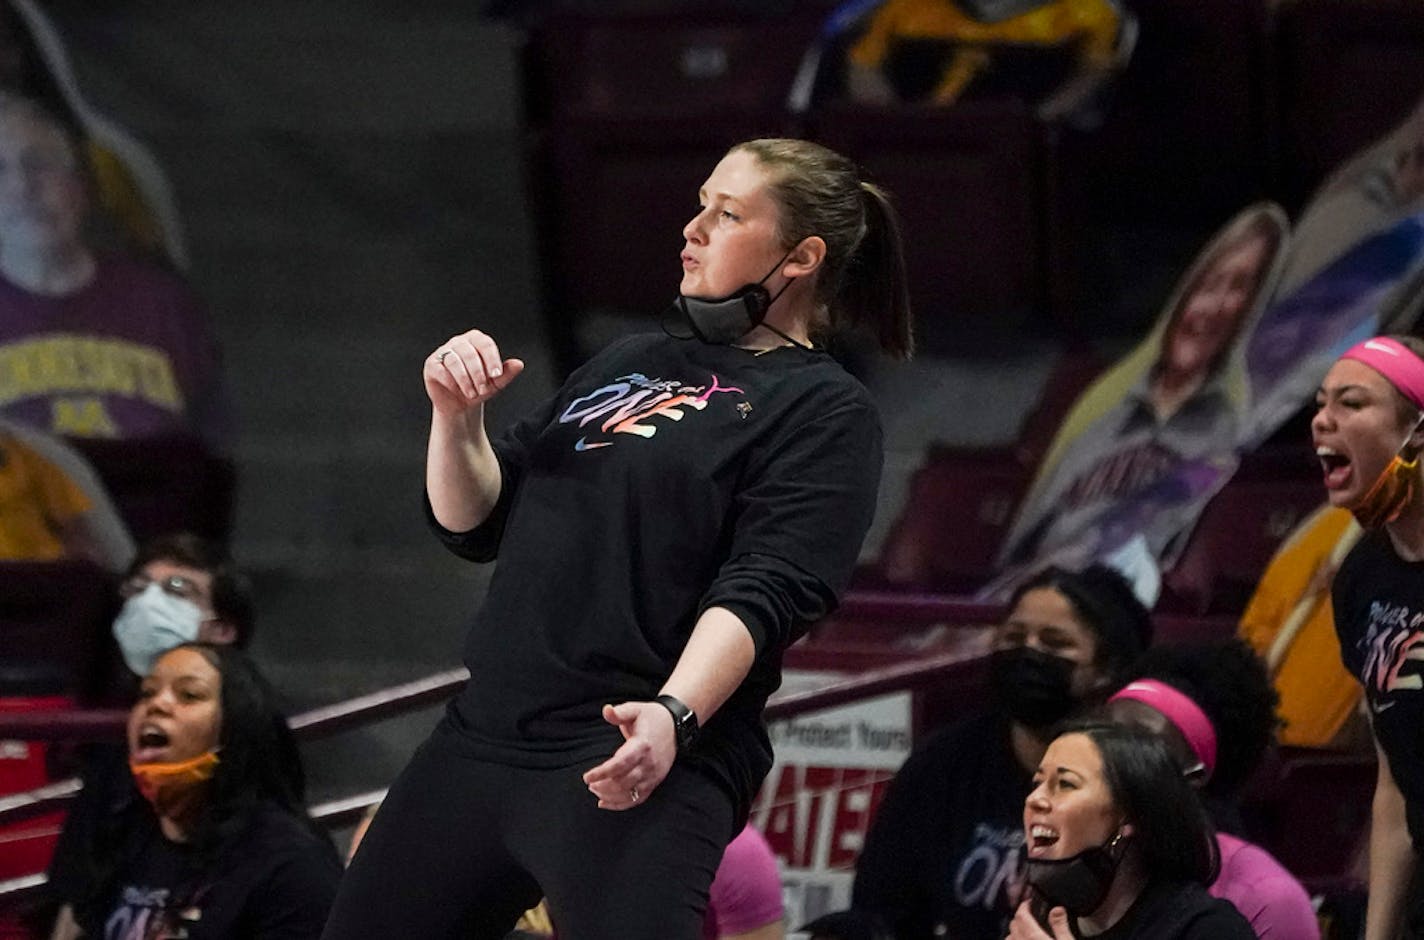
[656,694,699,753]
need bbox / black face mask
[672,251,806,348]
[1025,833,1127,918]
[989,646,1078,728]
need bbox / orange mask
[130,750,220,816]
[1352,443,1422,528]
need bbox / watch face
[658,695,697,751]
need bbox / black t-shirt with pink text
[1333,529,1424,845]
[428,333,883,825]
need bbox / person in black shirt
[1316,334,1424,939]
[50,643,340,940]
[322,138,915,939]
[850,564,1151,939]
[1008,721,1254,940]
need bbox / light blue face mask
[112,583,205,676]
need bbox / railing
[0,601,995,911]
[0,588,1272,913]
[0,649,980,831]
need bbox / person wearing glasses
[38,532,255,937]
[109,532,255,680]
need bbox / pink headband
[1341,337,1424,411]
[1109,680,1218,777]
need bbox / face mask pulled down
[130,750,220,819]
[1025,832,1128,919]
[113,584,205,677]
[671,252,805,348]
[1351,431,1423,528]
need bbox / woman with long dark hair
[49,643,340,939]
[1008,721,1254,939]
[852,564,1151,939]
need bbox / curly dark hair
[1128,637,1281,799]
[1009,564,1154,687]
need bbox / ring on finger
[629,786,640,804]
[435,349,452,365]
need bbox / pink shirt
[704,824,784,939]
[1209,832,1319,939]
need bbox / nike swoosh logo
[573,437,611,451]
[1373,699,1397,714]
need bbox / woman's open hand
[582,702,678,811]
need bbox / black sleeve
[424,337,639,563]
[700,388,882,655]
[1181,904,1260,940]
[1329,537,1359,627]
[45,744,132,904]
[424,397,558,563]
[850,741,936,936]
[246,839,343,939]
[1329,535,1371,677]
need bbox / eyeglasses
[119,573,207,605]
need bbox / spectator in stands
[1104,639,1319,939]
[324,137,912,939]
[46,643,340,940]
[0,0,188,268]
[850,564,1151,939]
[0,96,229,447]
[108,532,254,681]
[841,0,1127,123]
[1008,721,1254,939]
[1315,334,1424,939]
[1237,503,1367,749]
[993,204,1287,597]
[0,416,131,568]
[43,534,254,933]
[704,822,785,939]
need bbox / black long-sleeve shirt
[429,334,883,819]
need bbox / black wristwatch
[656,694,699,754]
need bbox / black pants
[320,725,734,940]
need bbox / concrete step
[245,561,488,665]
[193,231,541,327]
[146,131,535,241]
[48,3,525,135]
[230,449,432,552]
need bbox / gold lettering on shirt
[0,335,184,411]
[51,397,119,437]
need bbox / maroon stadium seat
[1272,0,1424,212]
[1161,449,1323,615]
[807,100,1053,349]
[0,559,115,700]
[869,445,1034,593]
[64,435,236,547]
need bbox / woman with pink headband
[1104,639,1318,939]
[1316,334,1424,939]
